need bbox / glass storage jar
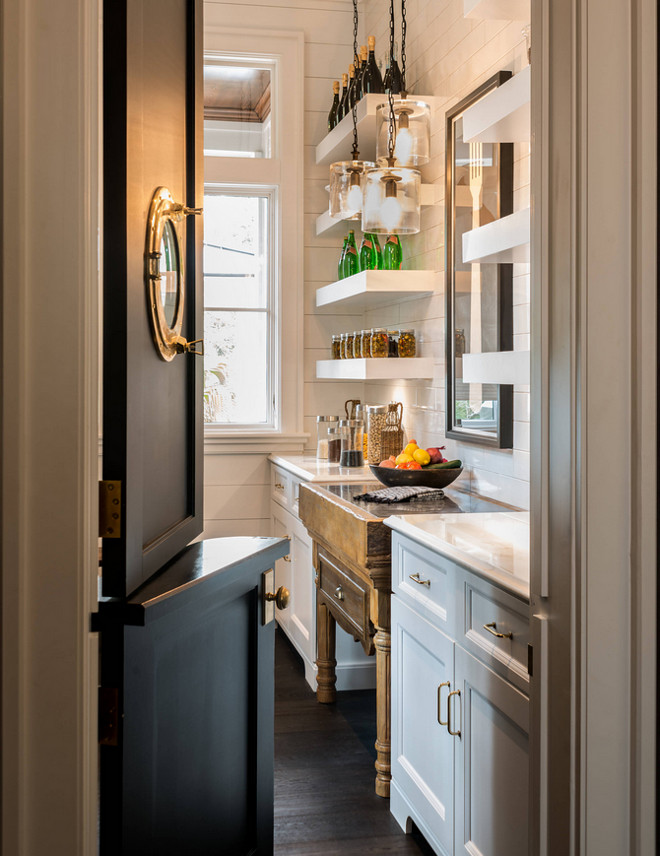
[339,419,365,467]
[397,329,416,358]
[340,333,348,359]
[345,331,355,359]
[316,415,339,459]
[327,427,342,463]
[361,329,372,359]
[331,334,342,360]
[370,327,389,358]
[366,404,388,463]
[352,330,362,359]
[388,330,399,357]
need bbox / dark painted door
[102,0,204,598]
[99,2,286,853]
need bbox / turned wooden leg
[374,626,391,797]
[315,599,337,703]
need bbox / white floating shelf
[463,65,530,143]
[316,269,438,311]
[462,350,530,385]
[315,93,439,167]
[316,358,434,380]
[464,0,530,21]
[462,208,530,264]
[315,184,440,236]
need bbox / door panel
[454,646,529,856]
[102,0,203,597]
[99,537,287,855]
[391,597,455,855]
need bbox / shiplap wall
[357,0,531,508]
[201,0,357,538]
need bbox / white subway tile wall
[351,0,531,510]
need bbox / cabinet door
[391,597,455,856]
[288,517,315,667]
[453,646,529,856]
[271,504,293,632]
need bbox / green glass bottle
[343,230,359,278]
[338,236,348,280]
[372,233,383,269]
[383,234,402,270]
[359,233,378,272]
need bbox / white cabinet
[390,532,529,856]
[270,463,376,692]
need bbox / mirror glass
[159,220,180,328]
[445,73,514,448]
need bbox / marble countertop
[268,454,373,483]
[385,511,530,600]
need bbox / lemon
[403,442,418,456]
[413,448,431,466]
[395,452,414,466]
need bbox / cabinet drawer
[393,534,454,635]
[461,576,530,690]
[317,548,370,639]
[270,466,290,510]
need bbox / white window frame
[202,27,305,452]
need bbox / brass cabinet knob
[265,585,289,611]
[335,586,345,601]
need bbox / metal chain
[351,0,359,160]
[401,0,407,93]
[387,0,396,160]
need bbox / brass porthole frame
[145,186,203,362]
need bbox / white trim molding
[530,0,657,853]
[2,0,101,854]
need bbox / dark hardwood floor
[274,630,433,855]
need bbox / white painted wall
[358,0,531,509]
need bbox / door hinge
[527,643,533,677]
[98,687,120,746]
[99,480,122,538]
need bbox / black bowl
[368,463,463,489]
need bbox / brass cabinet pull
[409,572,431,587]
[447,689,461,738]
[483,621,513,640]
[274,482,285,490]
[335,586,345,601]
[265,585,290,610]
[282,533,291,561]
[282,555,291,563]
[437,682,450,726]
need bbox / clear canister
[361,329,372,359]
[366,404,388,463]
[398,329,416,357]
[370,327,389,358]
[352,330,362,359]
[316,415,339,459]
[339,419,365,467]
[331,334,342,360]
[327,427,342,463]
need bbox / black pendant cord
[387,0,396,161]
[401,0,407,94]
[351,0,360,161]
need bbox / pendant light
[362,0,421,235]
[375,0,431,168]
[329,0,374,220]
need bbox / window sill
[203,431,309,455]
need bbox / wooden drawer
[461,574,530,692]
[317,548,370,640]
[392,534,454,636]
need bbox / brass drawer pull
[447,689,461,738]
[283,555,291,563]
[437,681,450,726]
[409,572,431,587]
[483,621,513,640]
[335,586,345,601]
[282,534,291,561]
[274,482,285,490]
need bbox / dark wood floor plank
[274,630,431,856]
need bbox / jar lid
[317,415,339,423]
[339,419,364,427]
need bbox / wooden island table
[298,480,507,798]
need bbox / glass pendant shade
[329,160,375,220]
[361,166,421,234]
[376,99,431,167]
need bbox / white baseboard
[390,781,444,856]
